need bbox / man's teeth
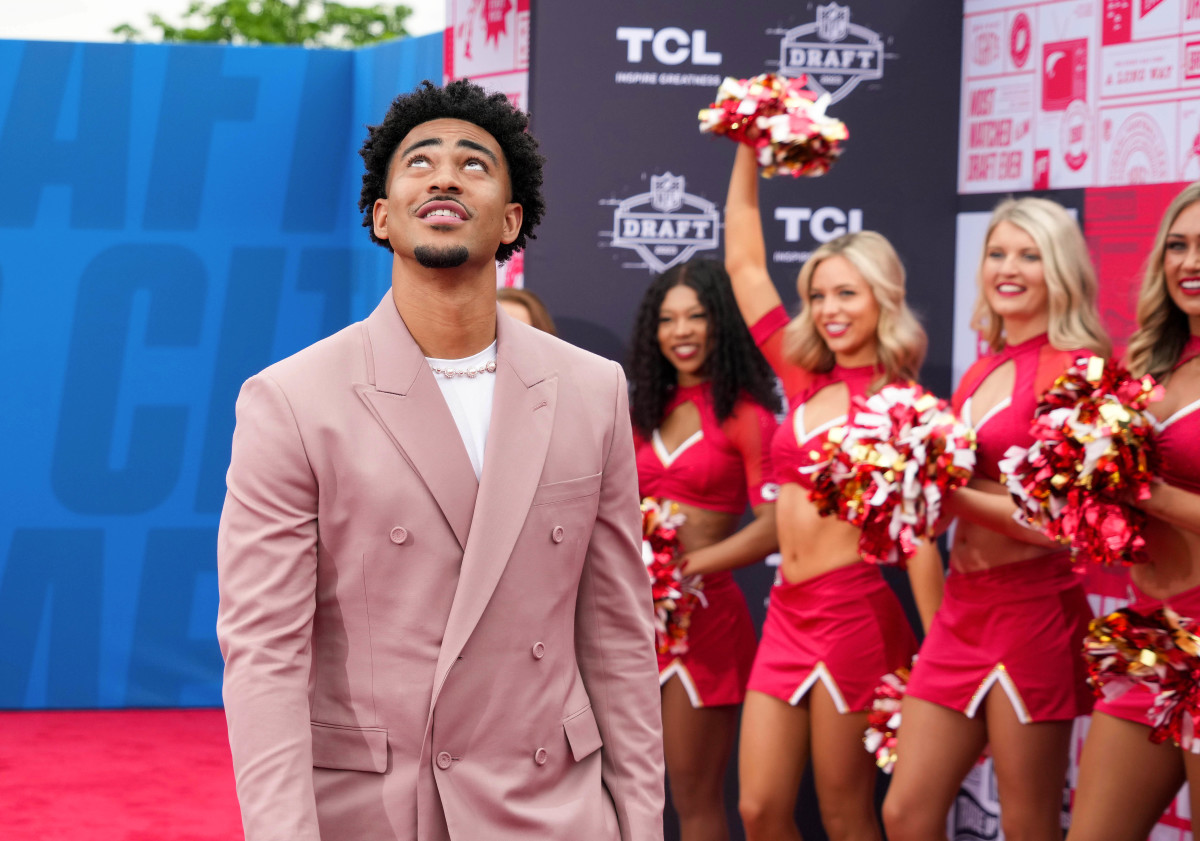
[427,208,460,218]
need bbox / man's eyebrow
[398,136,440,160]
[457,138,498,164]
[395,136,499,166]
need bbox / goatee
[414,245,469,269]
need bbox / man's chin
[414,245,470,269]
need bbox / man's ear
[500,202,523,245]
[372,198,389,240]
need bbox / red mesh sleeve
[725,398,781,507]
[749,305,790,353]
[749,305,813,403]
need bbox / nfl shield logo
[650,173,685,212]
[817,3,850,43]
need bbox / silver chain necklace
[428,359,498,379]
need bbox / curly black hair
[628,258,782,438]
[358,79,546,264]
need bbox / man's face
[372,118,522,270]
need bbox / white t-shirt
[425,342,497,480]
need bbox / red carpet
[0,708,243,841]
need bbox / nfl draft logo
[818,4,849,41]
[650,173,684,213]
[778,3,886,104]
[604,173,720,273]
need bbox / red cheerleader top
[750,305,904,491]
[951,333,1079,482]
[634,382,780,514]
[770,363,880,491]
[1157,335,1200,494]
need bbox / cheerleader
[725,144,943,841]
[1066,184,1200,840]
[497,286,557,334]
[882,197,1111,841]
[629,257,781,841]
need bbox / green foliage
[114,0,413,48]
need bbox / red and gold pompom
[698,73,848,178]
[642,497,703,657]
[809,384,976,567]
[864,661,912,774]
[1000,356,1162,566]
[1085,605,1200,751]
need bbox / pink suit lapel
[427,309,557,713]
[356,294,478,549]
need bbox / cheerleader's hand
[1127,475,1165,511]
[677,550,709,578]
[930,510,956,539]
[930,483,965,537]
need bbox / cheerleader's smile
[658,284,712,386]
[808,255,880,368]
[1164,202,1200,332]
[982,221,1049,338]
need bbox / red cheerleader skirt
[747,561,917,713]
[907,552,1094,723]
[1092,580,1200,727]
[658,571,757,708]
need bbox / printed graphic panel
[0,35,442,708]
[961,0,1200,192]
[1084,182,1190,347]
[528,0,962,398]
[446,0,529,107]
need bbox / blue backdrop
[0,34,442,709]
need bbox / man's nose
[426,162,463,193]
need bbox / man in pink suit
[216,80,665,841]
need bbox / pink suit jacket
[217,294,665,841]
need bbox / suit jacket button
[551,526,564,543]
[532,642,545,659]
[436,751,453,770]
[534,748,548,766]
[390,527,408,545]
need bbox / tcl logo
[616,27,722,65]
[775,207,863,243]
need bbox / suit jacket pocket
[532,472,603,506]
[311,721,388,773]
[562,705,603,762]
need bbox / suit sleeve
[216,373,321,841]
[574,361,666,841]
